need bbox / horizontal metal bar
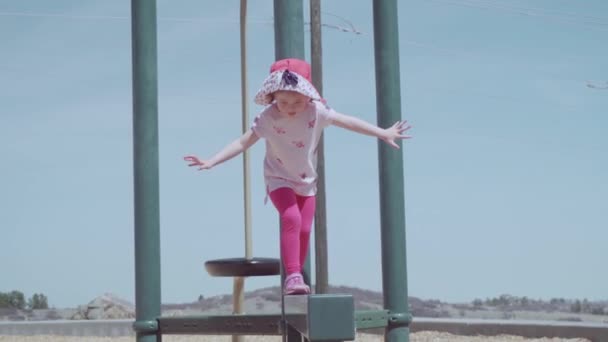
[3,316,607,340]
[159,294,356,340]
[284,294,356,341]
[157,314,282,335]
[355,310,389,330]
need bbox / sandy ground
[0,332,591,342]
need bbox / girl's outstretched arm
[184,129,260,170]
[330,112,412,149]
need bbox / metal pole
[233,1,249,342]
[371,0,411,341]
[130,0,161,341]
[240,0,253,262]
[272,0,309,285]
[273,0,305,61]
[273,2,307,341]
[310,0,329,295]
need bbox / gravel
[0,332,591,342]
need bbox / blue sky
[1,0,606,309]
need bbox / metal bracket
[355,310,389,329]
[388,311,412,327]
[132,319,159,333]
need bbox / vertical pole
[310,0,329,295]
[130,0,161,341]
[273,2,307,341]
[233,1,249,342]
[272,0,310,285]
[240,0,253,262]
[273,0,305,60]
[372,0,411,342]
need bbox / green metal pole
[130,1,161,341]
[273,0,305,60]
[273,2,308,341]
[371,1,411,342]
[272,0,311,287]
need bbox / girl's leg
[269,187,302,275]
[296,194,316,270]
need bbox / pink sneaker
[284,273,310,295]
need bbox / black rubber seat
[204,257,281,277]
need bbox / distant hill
[160,286,608,324]
[2,286,607,324]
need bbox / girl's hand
[184,155,214,170]
[382,120,412,149]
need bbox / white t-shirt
[251,100,336,197]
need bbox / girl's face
[274,91,310,117]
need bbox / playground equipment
[130,0,410,341]
[202,4,281,342]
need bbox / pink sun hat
[254,58,325,106]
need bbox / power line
[586,81,608,90]
[427,0,608,31]
[0,10,363,35]
[321,11,362,34]
[459,0,608,23]
[0,11,273,24]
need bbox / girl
[184,58,411,295]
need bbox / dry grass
[0,332,591,342]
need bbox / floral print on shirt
[250,101,337,197]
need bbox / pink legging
[269,187,316,275]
